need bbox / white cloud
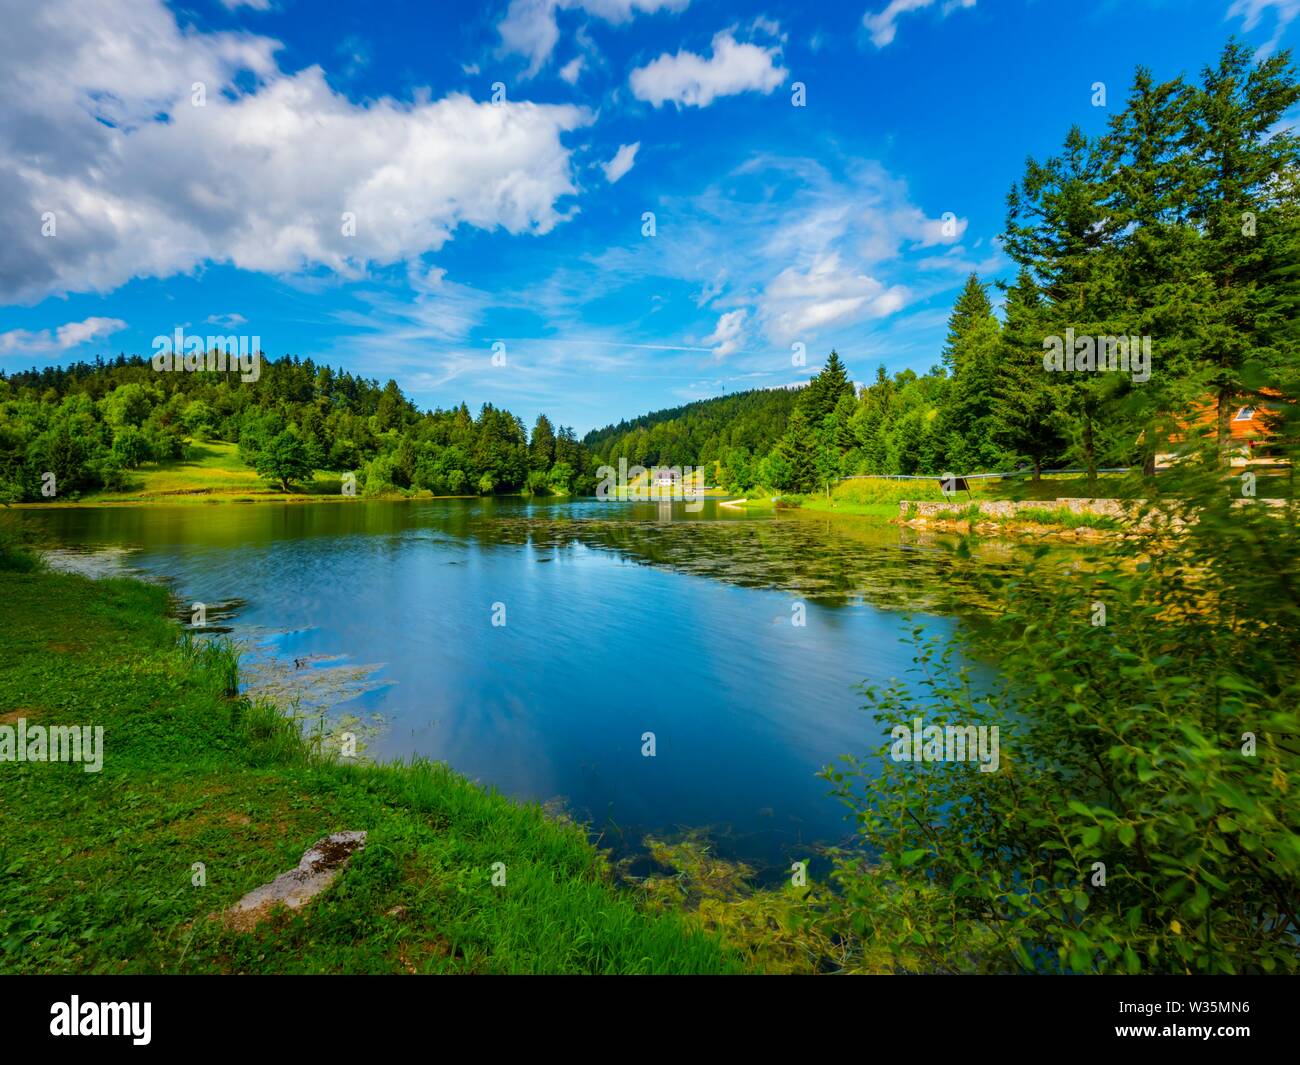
[221,0,273,10]
[751,158,967,264]
[0,317,126,356]
[630,30,787,108]
[1227,0,1300,57]
[580,155,978,356]
[862,0,975,49]
[498,0,561,77]
[761,254,908,342]
[558,56,585,84]
[334,264,493,351]
[205,313,248,327]
[499,0,689,77]
[749,161,969,341]
[601,142,640,183]
[1,0,592,303]
[694,272,727,307]
[702,308,747,357]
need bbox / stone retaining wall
[900,498,1131,519]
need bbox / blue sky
[1,0,1296,433]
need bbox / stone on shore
[221,830,367,931]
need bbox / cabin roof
[1171,390,1284,442]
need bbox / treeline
[0,354,597,501]
[721,41,1300,494]
[583,387,800,476]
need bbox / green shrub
[825,426,1300,974]
[0,530,41,573]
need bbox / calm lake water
[8,497,1016,878]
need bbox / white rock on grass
[222,831,367,931]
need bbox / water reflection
[6,497,1053,877]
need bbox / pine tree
[935,274,1004,472]
[814,414,842,497]
[1185,41,1300,450]
[803,350,855,423]
[1100,67,1202,475]
[776,406,816,492]
[942,274,994,374]
[375,379,408,432]
[529,413,556,471]
[1005,128,1115,482]
[993,269,1065,479]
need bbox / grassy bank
[9,440,349,506]
[826,473,1131,507]
[757,473,1289,533]
[727,474,1132,522]
[0,558,744,973]
[9,441,574,507]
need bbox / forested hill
[583,387,802,471]
[0,353,597,501]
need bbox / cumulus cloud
[601,142,640,183]
[1,0,592,304]
[702,308,747,357]
[630,29,787,108]
[499,0,689,77]
[862,0,976,49]
[751,162,969,340]
[760,253,908,341]
[0,317,126,356]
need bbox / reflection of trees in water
[469,514,1059,615]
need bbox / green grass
[0,562,740,973]
[829,473,1131,508]
[784,497,898,520]
[1008,507,1125,530]
[0,529,41,572]
[18,440,353,506]
[753,475,1137,528]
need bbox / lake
[7,497,1016,880]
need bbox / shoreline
[4,490,559,510]
[0,556,849,974]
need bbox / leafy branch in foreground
[824,373,1300,974]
